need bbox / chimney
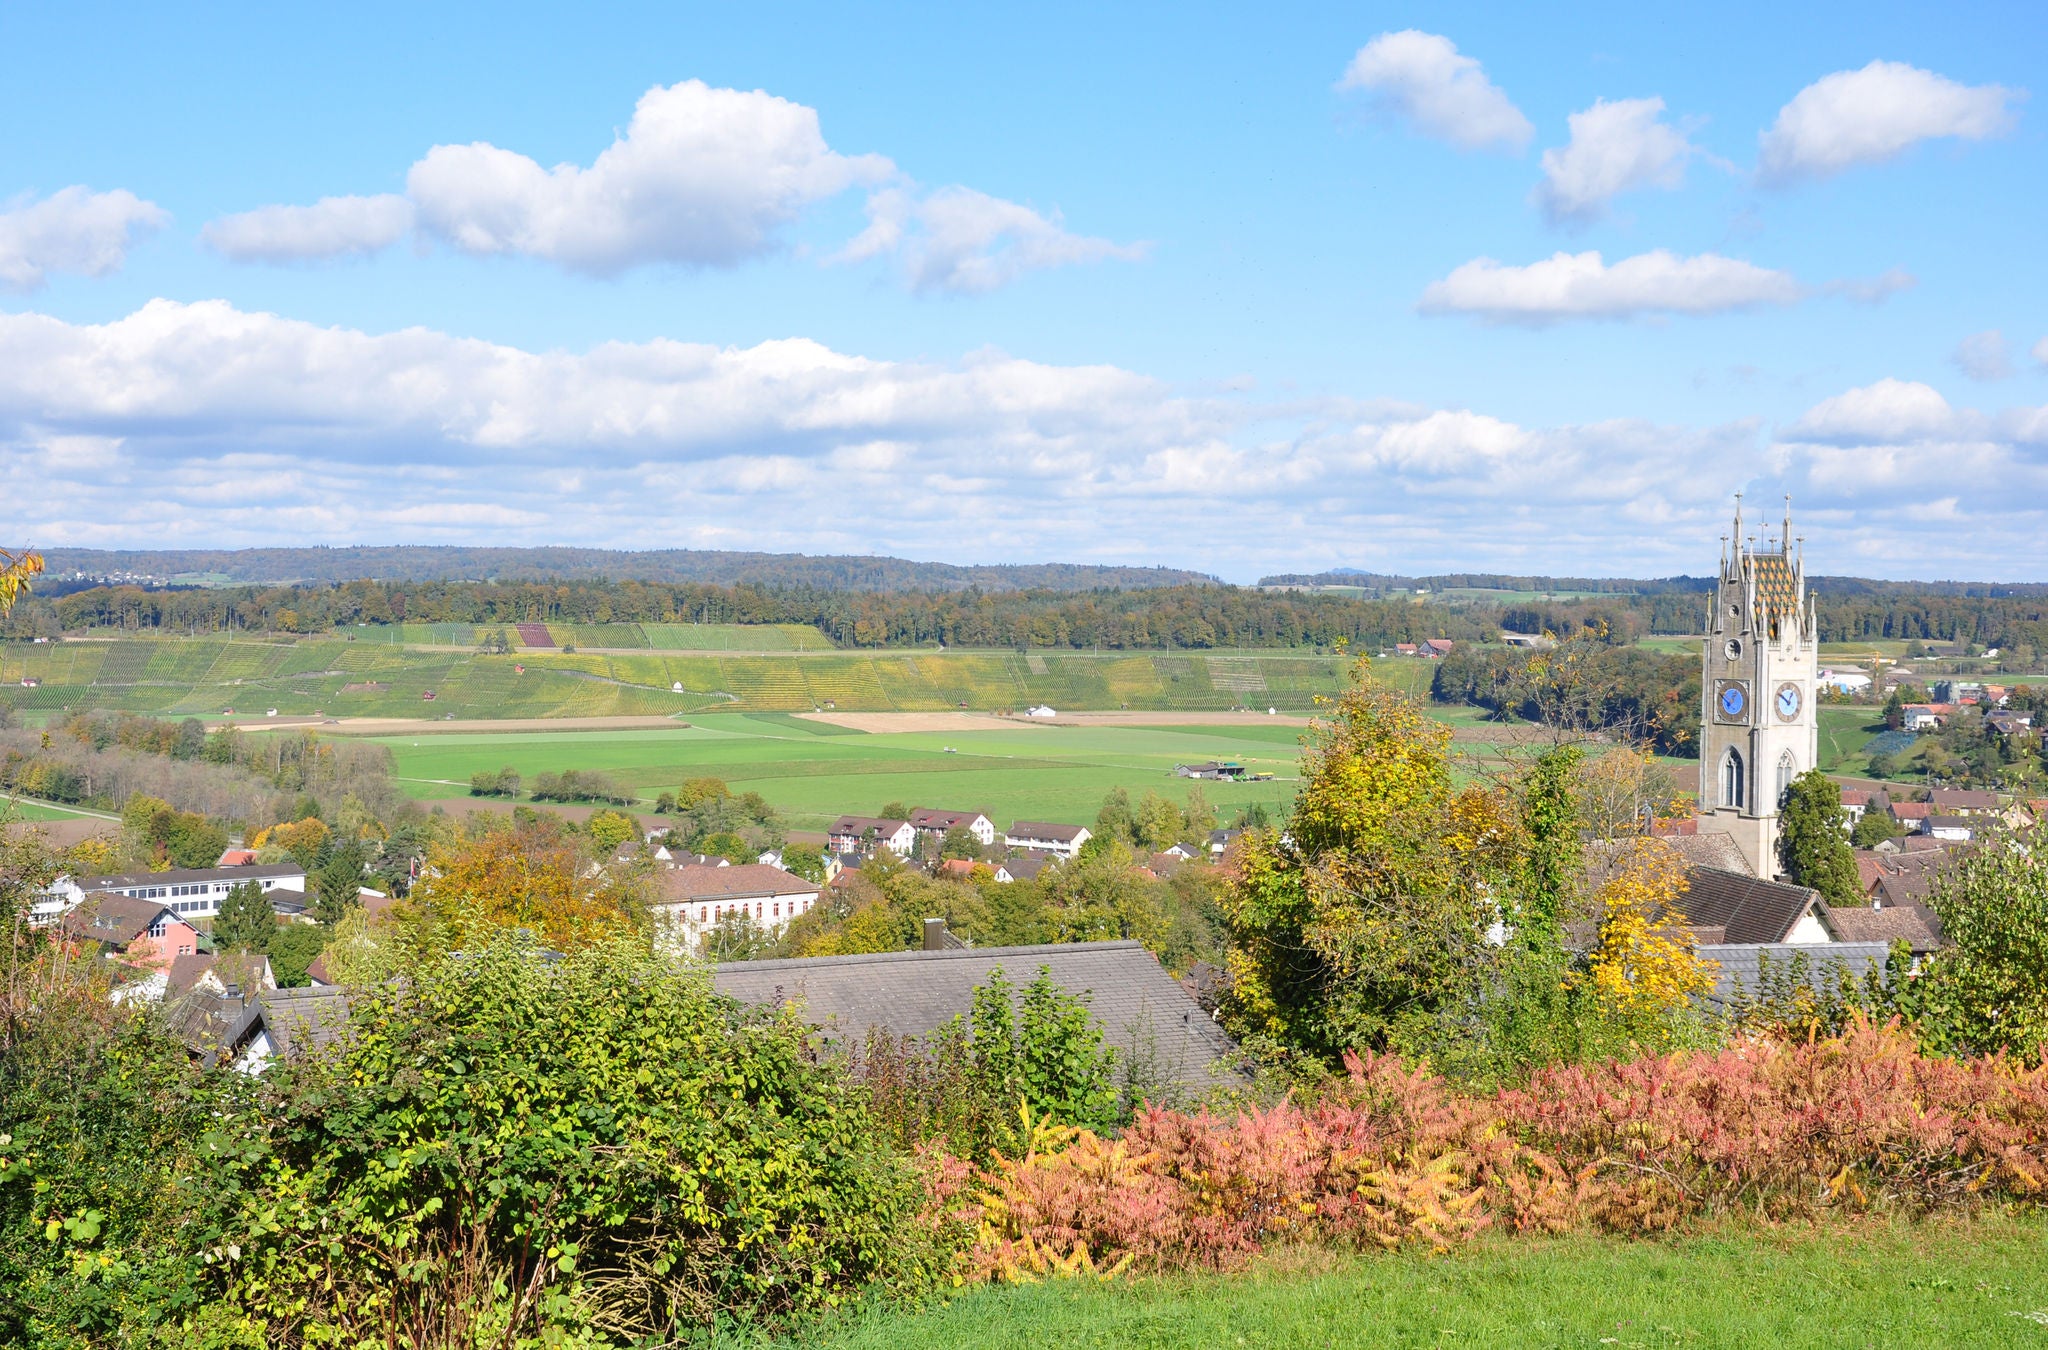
[922,918,947,951]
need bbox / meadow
[0,634,1396,722]
[770,1219,2048,1350]
[1818,705,1889,776]
[368,713,1311,831]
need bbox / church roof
[1748,550,1799,618]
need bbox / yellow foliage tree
[1583,838,1715,1017]
[409,821,645,952]
[253,816,331,860]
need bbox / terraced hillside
[0,636,1372,721]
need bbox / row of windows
[691,896,814,925]
[172,900,216,915]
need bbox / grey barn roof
[1695,941,1891,1011]
[712,940,1237,1089]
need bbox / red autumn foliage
[949,1018,2048,1279]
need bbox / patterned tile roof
[1747,551,1799,620]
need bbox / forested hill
[33,546,1218,593]
[1261,568,2048,601]
[1259,570,1714,595]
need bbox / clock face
[1717,682,1748,720]
[1775,683,1803,720]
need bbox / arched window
[1776,750,1798,804]
[1720,748,1745,809]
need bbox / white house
[33,862,307,925]
[1025,705,1058,719]
[1003,821,1092,858]
[826,815,917,857]
[908,808,997,848]
[651,863,824,955]
[1817,668,1872,694]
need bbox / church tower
[1698,496,1818,879]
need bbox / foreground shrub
[957,1018,2048,1278]
[854,967,1126,1164]
[204,938,945,1345]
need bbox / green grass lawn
[777,1219,2048,1350]
[0,794,116,821]
[370,715,1307,830]
[1818,706,1889,775]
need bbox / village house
[57,893,202,971]
[1676,866,1838,946]
[1890,801,1932,831]
[1985,709,2034,737]
[1000,853,1052,882]
[1003,820,1093,858]
[1837,788,1886,828]
[1900,704,1949,732]
[649,862,824,955]
[826,815,917,857]
[1929,789,2001,817]
[907,808,997,849]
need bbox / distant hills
[33,547,1220,593]
[1258,570,1710,594]
[1258,569,2048,599]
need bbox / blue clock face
[1719,684,1747,718]
[1776,685,1802,719]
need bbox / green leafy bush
[204,936,944,1344]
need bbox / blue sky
[1,1,2042,580]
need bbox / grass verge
[765,1217,2048,1350]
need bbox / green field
[0,636,1374,721]
[786,1219,2048,1350]
[1818,705,1890,776]
[371,714,1310,831]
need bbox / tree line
[18,570,2048,657]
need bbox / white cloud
[9,299,2048,577]
[841,185,1148,295]
[1786,378,1963,443]
[201,80,1130,292]
[2034,336,2048,369]
[0,187,167,292]
[1952,330,2014,381]
[1772,384,2048,555]
[1758,60,2021,184]
[404,80,893,273]
[1534,97,1695,224]
[1418,250,1803,323]
[201,194,414,262]
[1338,30,1533,153]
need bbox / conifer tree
[1777,770,1860,904]
[212,879,277,953]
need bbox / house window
[178,944,192,956]
[148,919,166,938]
[1776,751,1798,803]
[1720,749,1745,809]
[699,906,709,923]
